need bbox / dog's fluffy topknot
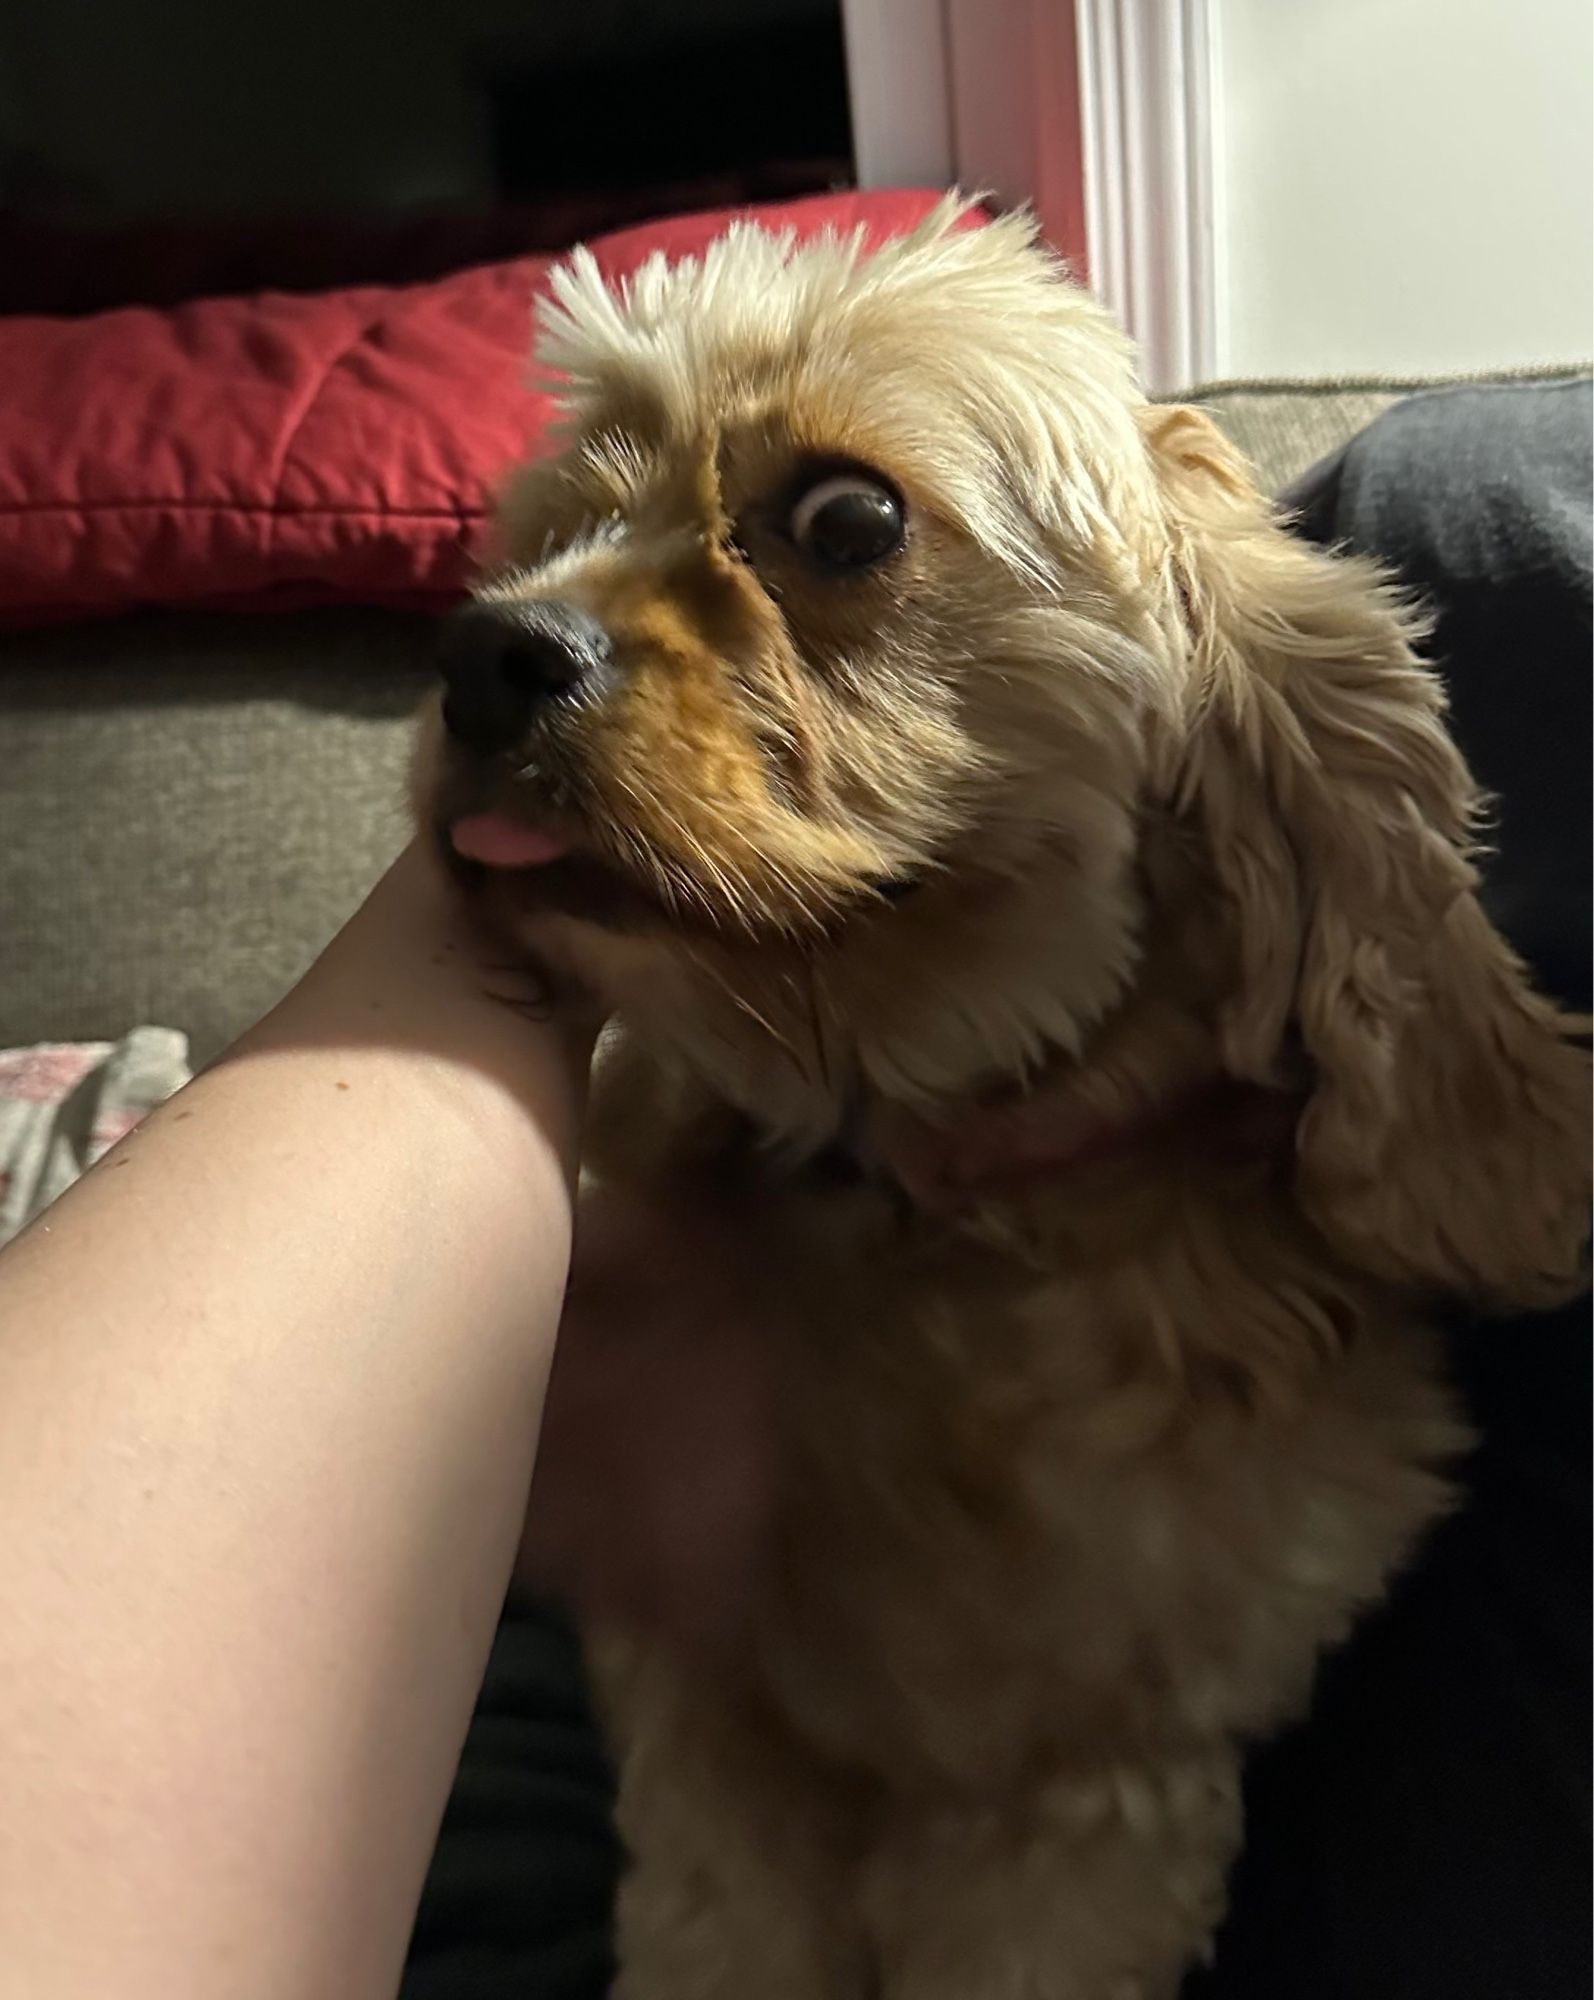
[537,197,1148,581]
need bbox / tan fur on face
[428,203,1179,1136]
[418,200,1589,1997]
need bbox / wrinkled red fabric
[0,190,964,627]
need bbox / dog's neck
[591,808,1274,1209]
[860,1060,1298,1213]
[636,847,1145,1158]
[607,939,1294,1233]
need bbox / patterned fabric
[0,1026,190,1245]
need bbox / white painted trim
[840,0,955,190]
[1075,0,1219,392]
[1205,0,1232,382]
[841,0,1086,267]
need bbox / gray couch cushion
[1182,366,1590,493]
[2,611,431,1061]
[1183,384,1404,490]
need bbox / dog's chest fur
[584,1041,1461,1803]
[579,1051,1465,1997]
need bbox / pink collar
[872,1073,1299,1215]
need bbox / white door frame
[1075,0,1219,390]
[840,0,956,191]
[840,0,1221,392]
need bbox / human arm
[0,842,586,2000]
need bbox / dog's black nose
[437,600,611,750]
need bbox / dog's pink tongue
[450,813,569,868]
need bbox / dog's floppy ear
[1143,405,1589,1307]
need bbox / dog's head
[419,200,1588,1304]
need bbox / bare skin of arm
[0,843,587,2000]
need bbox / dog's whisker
[688,948,811,1075]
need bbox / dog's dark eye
[789,474,905,571]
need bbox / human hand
[515,1185,784,1655]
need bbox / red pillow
[0,190,960,627]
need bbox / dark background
[0,0,854,310]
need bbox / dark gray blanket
[1191,376,1591,2000]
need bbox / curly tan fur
[416,200,1590,1997]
